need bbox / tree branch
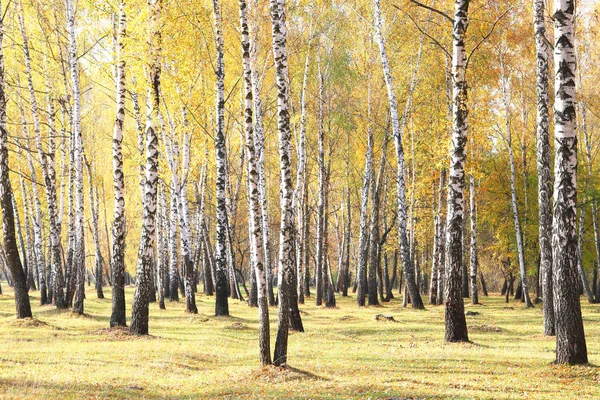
[466,7,512,69]
[394,5,450,58]
[406,0,452,24]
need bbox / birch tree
[110,0,127,328]
[131,0,162,335]
[157,184,167,310]
[533,0,554,336]
[315,55,326,306]
[249,0,276,306]
[0,4,32,317]
[212,0,229,317]
[20,179,37,291]
[356,85,373,307]
[368,136,388,306]
[294,26,312,305]
[581,103,600,303]
[269,0,301,366]
[84,159,105,299]
[576,204,594,302]
[66,0,86,315]
[373,0,424,309]
[444,0,470,342]
[16,81,47,306]
[429,170,445,304]
[469,175,478,304]
[178,112,198,314]
[499,48,533,308]
[551,0,587,364]
[13,192,32,291]
[240,0,271,364]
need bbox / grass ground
[0,285,599,399]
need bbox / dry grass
[0,284,599,399]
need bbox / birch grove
[1,0,598,375]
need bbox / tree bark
[270,0,300,366]
[66,0,86,315]
[551,0,587,364]
[0,11,32,317]
[110,1,127,327]
[131,0,161,335]
[444,0,470,342]
[212,0,229,316]
[534,0,555,336]
[241,0,271,365]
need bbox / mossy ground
[0,284,599,399]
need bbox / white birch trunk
[248,1,275,306]
[131,0,161,335]
[551,0,587,364]
[294,30,311,305]
[212,0,229,316]
[110,1,127,327]
[241,0,271,365]
[270,0,298,366]
[499,49,533,308]
[84,160,105,299]
[66,0,86,315]
[533,0,554,336]
[156,184,166,309]
[469,175,478,304]
[178,111,198,313]
[20,178,37,293]
[444,0,470,342]
[373,0,423,309]
[315,56,326,306]
[0,7,31,317]
[356,83,373,307]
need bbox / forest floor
[0,285,599,399]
